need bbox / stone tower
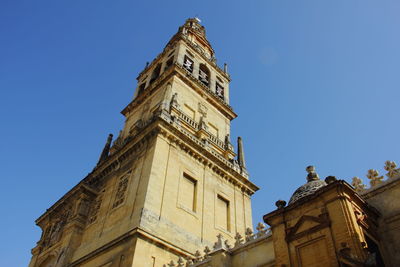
[29,18,259,267]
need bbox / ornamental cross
[351,177,366,192]
[384,160,400,179]
[366,169,384,187]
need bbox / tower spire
[97,134,113,165]
[237,136,246,169]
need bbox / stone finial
[351,177,366,192]
[193,250,202,263]
[325,176,337,184]
[185,258,193,267]
[384,160,400,179]
[224,239,231,249]
[275,200,286,209]
[256,222,267,238]
[177,257,185,267]
[224,63,228,73]
[97,134,113,165]
[167,260,176,267]
[234,232,244,247]
[203,246,211,258]
[306,166,319,182]
[213,233,228,250]
[237,137,246,169]
[199,116,208,131]
[366,169,384,187]
[245,227,254,242]
[198,102,208,117]
[170,93,179,110]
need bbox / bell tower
[29,18,258,267]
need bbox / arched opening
[164,56,174,71]
[183,55,194,73]
[199,64,210,87]
[150,63,161,84]
[216,82,224,100]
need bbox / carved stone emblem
[198,102,207,117]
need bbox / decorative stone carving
[351,177,366,192]
[245,227,254,242]
[234,232,244,247]
[366,169,384,187]
[177,257,185,267]
[199,116,208,131]
[185,258,193,267]
[112,173,130,208]
[88,196,102,224]
[170,93,180,110]
[306,165,319,181]
[203,246,211,258]
[213,233,226,250]
[193,250,202,263]
[256,222,267,238]
[384,160,400,179]
[224,239,231,249]
[167,260,176,267]
[198,102,208,117]
[275,200,286,209]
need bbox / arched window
[164,56,174,71]
[150,63,161,84]
[137,83,146,95]
[183,55,194,73]
[216,82,224,100]
[199,64,210,87]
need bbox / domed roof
[288,166,327,205]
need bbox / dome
[288,166,327,205]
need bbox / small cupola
[288,166,327,204]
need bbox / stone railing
[179,112,199,130]
[163,223,271,267]
[175,108,228,154]
[351,160,400,193]
[208,132,225,149]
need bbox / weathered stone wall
[361,174,400,266]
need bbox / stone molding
[285,213,331,242]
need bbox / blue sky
[1,0,399,266]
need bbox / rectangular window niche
[178,173,197,213]
[216,195,230,231]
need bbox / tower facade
[29,18,258,267]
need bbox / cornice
[91,112,257,194]
[35,184,98,225]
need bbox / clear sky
[1,0,399,266]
